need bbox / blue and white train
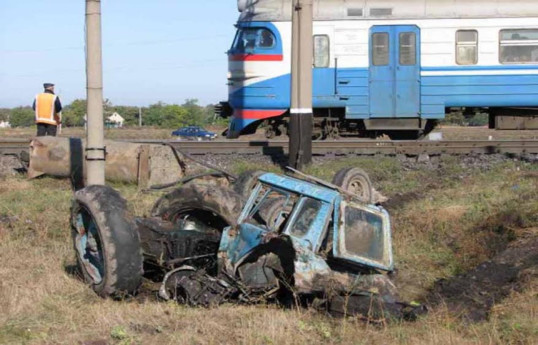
[219,0,538,139]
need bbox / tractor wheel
[71,185,143,298]
[332,167,373,203]
[151,183,244,233]
[233,170,265,199]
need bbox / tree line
[0,99,224,128]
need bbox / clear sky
[0,0,239,108]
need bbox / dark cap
[43,83,55,89]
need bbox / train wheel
[312,132,323,141]
[277,124,288,136]
[327,126,340,140]
[332,167,373,203]
[265,127,276,139]
[71,185,143,298]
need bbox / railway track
[2,138,538,156]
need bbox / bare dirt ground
[427,227,538,323]
[0,156,537,344]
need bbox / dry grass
[2,125,538,141]
[437,126,538,140]
[0,158,537,344]
[0,127,177,140]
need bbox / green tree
[10,107,35,127]
[144,102,188,128]
[110,106,140,126]
[62,99,87,127]
[181,99,205,125]
[0,108,10,122]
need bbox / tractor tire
[233,170,265,199]
[151,183,244,232]
[71,185,143,298]
[332,167,373,203]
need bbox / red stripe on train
[234,109,287,120]
[229,54,283,62]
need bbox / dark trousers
[36,123,57,137]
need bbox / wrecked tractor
[71,168,418,320]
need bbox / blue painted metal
[258,173,340,203]
[226,223,269,267]
[369,26,394,118]
[369,25,420,118]
[227,117,258,138]
[222,172,394,277]
[282,197,333,253]
[394,26,421,117]
[229,65,538,133]
[74,212,104,284]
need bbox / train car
[218,0,538,139]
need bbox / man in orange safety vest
[32,83,63,136]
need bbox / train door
[369,25,420,118]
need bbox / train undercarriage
[222,106,538,141]
[261,108,439,140]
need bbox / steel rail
[0,138,31,155]
[1,138,538,156]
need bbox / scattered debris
[71,168,423,321]
[0,155,25,177]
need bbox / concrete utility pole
[85,0,105,185]
[289,0,313,170]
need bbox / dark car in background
[171,126,217,140]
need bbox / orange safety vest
[35,93,59,125]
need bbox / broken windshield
[335,203,393,271]
[289,198,323,238]
[244,184,297,232]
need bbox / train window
[399,32,416,65]
[347,8,363,17]
[259,29,275,48]
[456,30,478,65]
[372,33,389,66]
[233,28,275,52]
[370,8,393,16]
[500,29,538,64]
[313,35,330,68]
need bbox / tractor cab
[219,173,394,288]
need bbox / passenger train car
[219,0,538,139]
